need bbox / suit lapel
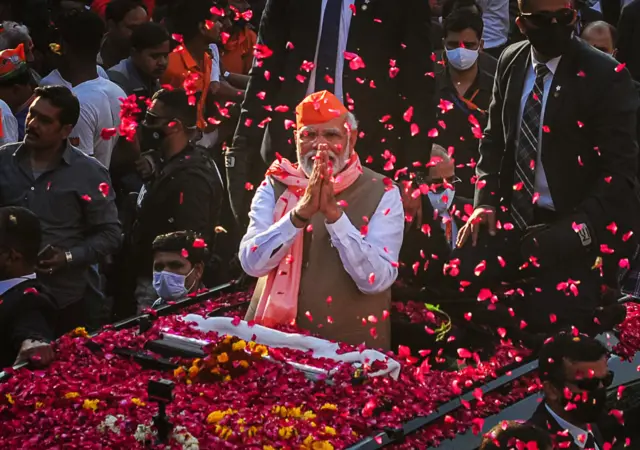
[504,44,531,146]
[540,38,579,148]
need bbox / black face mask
[561,387,608,424]
[523,23,574,58]
[139,123,167,153]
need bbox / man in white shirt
[478,0,510,58]
[240,90,404,350]
[529,333,613,449]
[0,98,19,146]
[39,9,125,167]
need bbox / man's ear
[543,380,560,403]
[194,261,204,281]
[479,38,484,52]
[515,16,526,35]
[60,124,74,140]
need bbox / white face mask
[445,47,479,71]
[428,188,455,214]
[153,268,195,300]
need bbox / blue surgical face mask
[445,47,479,71]
[153,268,195,300]
[428,188,455,214]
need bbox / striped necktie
[510,63,550,229]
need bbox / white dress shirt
[478,0,510,49]
[545,404,601,450]
[239,177,404,294]
[518,51,562,211]
[305,0,356,103]
[0,99,19,147]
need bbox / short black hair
[131,21,170,51]
[442,0,483,20]
[106,0,147,24]
[57,9,105,59]
[443,8,484,39]
[33,85,80,127]
[151,88,198,129]
[581,21,618,45]
[0,67,33,88]
[538,333,609,384]
[0,206,42,265]
[480,421,552,450]
[152,231,209,264]
[170,0,216,42]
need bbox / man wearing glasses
[454,0,639,333]
[131,88,223,312]
[529,333,614,449]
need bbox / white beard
[298,149,350,177]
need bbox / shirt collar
[0,273,36,296]
[530,49,562,75]
[13,141,75,166]
[545,403,591,448]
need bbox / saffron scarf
[253,153,363,327]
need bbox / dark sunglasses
[520,8,576,27]
[143,111,176,128]
[564,370,614,391]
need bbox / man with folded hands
[239,91,404,350]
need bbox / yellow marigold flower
[324,426,336,436]
[278,425,294,439]
[5,394,14,405]
[263,446,276,450]
[288,406,302,418]
[247,426,258,437]
[173,367,186,378]
[247,341,256,350]
[303,410,317,420]
[64,392,80,399]
[82,399,100,411]
[217,352,229,363]
[35,402,44,409]
[320,403,337,411]
[207,410,227,424]
[231,340,247,351]
[236,418,246,425]
[223,375,232,382]
[131,398,146,407]
[303,435,315,446]
[223,335,233,345]
[312,441,334,450]
[188,365,200,379]
[253,345,268,357]
[70,327,89,338]
[239,360,249,369]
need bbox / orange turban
[295,90,349,129]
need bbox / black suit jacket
[617,0,640,82]
[475,37,639,263]
[226,0,435,223]
[528,401,606,450]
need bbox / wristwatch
[65,251,73,264]
[223,71,231,80]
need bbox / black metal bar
[346,360,539,450]
[110,281,236,331]
[0,282,237,382]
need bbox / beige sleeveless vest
[245,166,392,350]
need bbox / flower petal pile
[0,293,639,449]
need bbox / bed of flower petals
[613,302,640,361]
[1,292,638,449]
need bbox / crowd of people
[0,0,639,447]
